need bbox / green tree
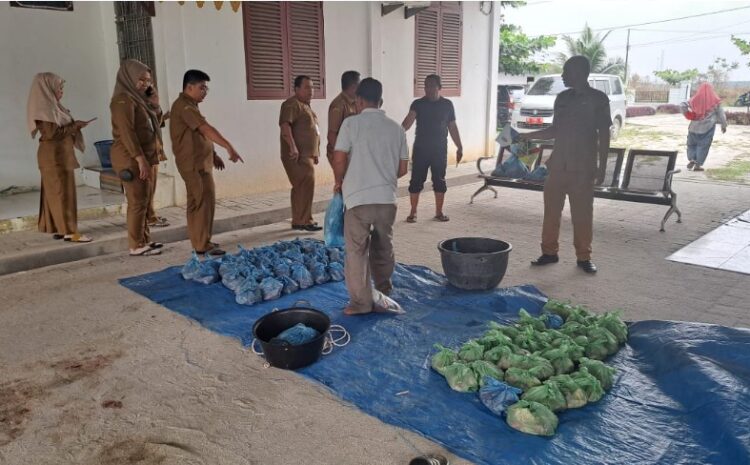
[698,57,739,89]
[558,24,625,76]
[732,35,750,67]
[653,69,699,87]
[498,24,557,75]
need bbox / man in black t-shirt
[402,74,463,223]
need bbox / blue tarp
[120,264,750,465]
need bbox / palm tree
[558,24,625,76]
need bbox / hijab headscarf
[27,72,85,152]
[112,59,162,147]
[689,83,722,120]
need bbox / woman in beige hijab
[110,59,166,256]
[27,72,92,242]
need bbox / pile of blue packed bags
[181,238,346,306]
[492,126,548,182]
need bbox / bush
[626,106,656,118]
[656,104,681,114]
[726,111,750,125]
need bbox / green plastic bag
[458,340,485,362]
[484,344,514,364]
[579,357,617,390]
[587,326,619,355]
[540,347,575,375]
[506,400,559,436]
[471,360,504,385]
[431,344,458,375]
[560,321,588,338]
[518,309,546,332]
[597,311,628,344]
[585,337,610,360]
[488,322,520,340]
[476,331,514,350]
[528,363,555,382]
[498,352,527,371]
[504,367,542,391]
[571,367,605,402]
[513,327,543,353]
[548,374,588,409]
[521,381,567,412]
[543,299,576,320]
[442,363,479,392]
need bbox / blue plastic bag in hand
[235,277,262,306]
[479,377,523,417]
[274,323,320,346]
[181,252,203,280]
[324,193,345,247]
[259,277,284,301]
[291,263,314,289]
[328,262,345,282]
[280,276,300,295]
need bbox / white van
[510,73,627,138]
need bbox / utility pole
[624,28,631,85]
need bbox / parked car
[510,73,627,139]
[497,84,525,128]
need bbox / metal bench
[471,145,682,231]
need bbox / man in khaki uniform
[279,75,322,232]
[326,71,360,165]
[520,56,611,273]
[170,69,244,256]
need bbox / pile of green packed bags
[431,299,628,436]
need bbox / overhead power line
[545,5,750,36]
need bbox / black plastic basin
[252,306,330,370]
[437,237,512,290]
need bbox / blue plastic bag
[327,247,345,264]
[221,266,247,292]
[291,264,314,289]
[181,252,203,280]
[328,262,345,282]
[259,277,284,301]
[273,260,291,278]
[274,323,320,346]
[235,277,262,306]
[479,377,523,417]
[324,193,345,247]
[311,262,331,285]
[525,165,548,182]
[541,313,564,329]
[280,276,300,295]
[498,154,530,179]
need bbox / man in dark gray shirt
[520,56,611,273]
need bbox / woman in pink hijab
[680,83,727,171]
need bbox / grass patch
[706,159,750,183]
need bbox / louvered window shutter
[414,2,462,97]
[243,2,326,100]
[288,2,326,98]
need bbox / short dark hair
[341,71,360,91]
[355,78,382,105]
[294,75,311,89]
[425,74,442,89]
[565,56,591,76]
[183,69,210,90]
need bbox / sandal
[129,245,161,256]
[64,233,93,243]
[149,242,164,249]
[52,234,64,240]
[693,165,705,172]
[197,244,226,257]
[434,214,450,222]
[148,217,170,228]
[406,215,417,223]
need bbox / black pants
[409,145,447,194]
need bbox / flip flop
[434,214,450,222]
[64,233,93,243]
[149,242,164,249]
[406,215,417,223]
[129,246,161,256]
[343,307,372,316]
[52,234,64,240]
[148,217,170,228]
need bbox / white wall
[0,2,117,191]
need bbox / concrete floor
[1,174,749,464]
[0,185,123,221]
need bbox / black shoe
[531,254,559,266]
[577,260,598,274]
[292,224,322,232]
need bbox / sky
[502,0,750,82]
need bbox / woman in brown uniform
[109,59,165,256]
[26,72,92,242]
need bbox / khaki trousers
[542,170,594,261]
[111,151,154,249]
[344,204,397,313]
[181,169,215,251]
[281,155,315,226]
[38,166,78,235]
[147,164,159,224]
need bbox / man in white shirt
[332,78,409,315]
